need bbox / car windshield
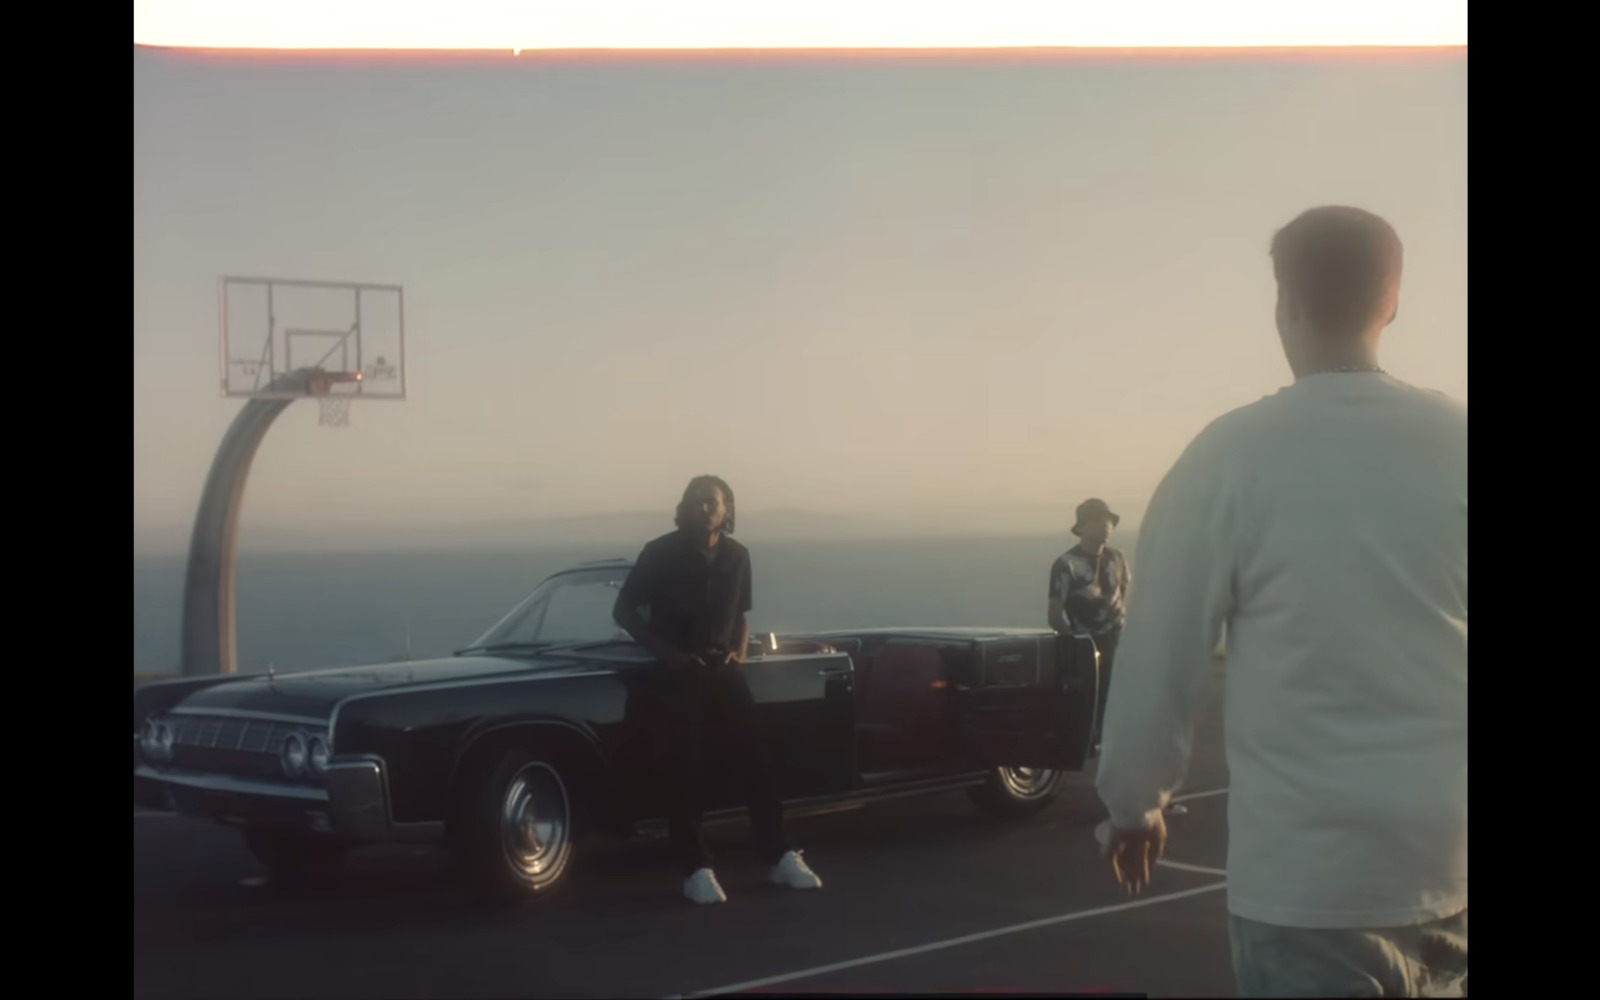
[464,564,634,651]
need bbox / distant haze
[134,48,1466,554]
[133,533,1143,675]
[133,501,1148,555]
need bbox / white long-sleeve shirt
[1095,371,1467,929]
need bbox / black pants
[658,660,793,876]
[1091,630,1120,751]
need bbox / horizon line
[132,527,1136,554]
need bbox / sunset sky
[133,10,1466,553]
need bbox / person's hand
[1096,812,1168,895]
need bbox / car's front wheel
[241,826,351,885]
[451,748,577,901]
[968,766,1065,818]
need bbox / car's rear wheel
[241,826,351,885]
[968,766,1065,818]
[451,748,577,901]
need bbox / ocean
[132,533,1136,677]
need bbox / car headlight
[281,732,308,777]
[141,720,176,762]
[308,735,330,775]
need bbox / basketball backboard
[219,277,406,403]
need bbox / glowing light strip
[134,1,1468,51]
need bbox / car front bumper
[133,754,406,843]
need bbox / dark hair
[674,474,736,534]
[1270,206,1403,338]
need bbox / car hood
[162,654,608,721]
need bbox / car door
[705,650,857,806]
[955,633,1099,772]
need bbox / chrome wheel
[997,766,1059,800]
[499,762,571,884]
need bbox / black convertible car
[133,559,1102,899]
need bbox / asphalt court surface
[135,668,1236,999]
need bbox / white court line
[1171,788,1228,804]
[659,880,1228,999]
[1157,859,1229,877]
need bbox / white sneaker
[684,868,727,904]
[768,850,822,889]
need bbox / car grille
[155,714,328,782]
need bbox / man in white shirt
[1093,206,1466,997]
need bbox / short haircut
[1270,206,1403,338]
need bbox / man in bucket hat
[1047,497,1130,757]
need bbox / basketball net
[307,372,352,428]
[319,395,351,427]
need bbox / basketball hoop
[306,371,355,428]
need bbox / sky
[133,43,1467,553]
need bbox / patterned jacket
[1049,546,1130,637]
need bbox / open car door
[956,633,1100,773]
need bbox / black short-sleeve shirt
[617,529,752,655]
